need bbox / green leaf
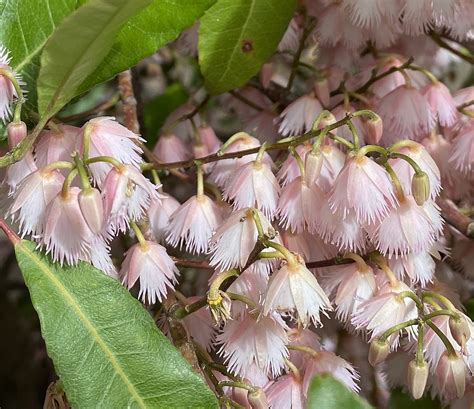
[143,83,189,145]
[198,0,296,95]
[0,0,80,109]
[388,388,442,409]
[37,0,151,118]
[306,375,373,409]
[15,240,218,409]
[464,298,474,321]
[78,0,216,95]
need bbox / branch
[117,70,140,134]
[437,197,474,239]
[145,114,354,170]
[430,31,474,65]
[0,217,20,244]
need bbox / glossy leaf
[37,0,151,118]
[0,0,80,109]
[198,0,296,94]
[78,0,216,95]
[15,240,218,409]
[306,375,373,409]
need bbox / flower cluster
[2,0,474,407]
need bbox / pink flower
[8,169,64,236]
[182,296,217,352]
[210,208,274,271]
[352,281,418,347]
[147,193,180,243]
[277,144,311,187]
[153,133,191,163]
[263,259,332,327]
[278,177,324,234]
[217,310,289,377]
[308,144,346,193]
[197,125,221,154]
[80,117,143,184]
[449,122,474,174]
[35,125,79,168]
[371,195,436,257]
[377,85,434,140]
[43,187,95,265]
[317,201,367,252]
[120,240,178,304]
[368,57,406,99]
[423,81,458,127]
[302,351,360,394]
[388,252,435,285]
[288,328,321,369]
[322,263,377,322]
[102,165,157,234]
[281,231,312,262]
[166,194,222,254]
[265,375,305,409]
[435,352,467,402]
[423,315,461,369]
[5,121,37,193]
[278,94,323,136]
[224,161,280,219]
[78,188,104,235]
[210,133,269,188]
[0,45,20,122]
[329,154,396,224]
[389,142,441,200]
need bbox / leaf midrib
[17,241,147,409]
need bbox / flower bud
[78,187,104,234]
[408,359,429,399]
[364,114,383,145]
[314,78,330,107]
[7,121,27,148]
[368,339,390,366]
[436,352,467,400]
[411,171,430,206]
[449,315,471,345]
[305,150,323,185]
[259,63,273,89]
[248,388,268,409]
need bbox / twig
[118,70,140,134]
[229,90,265,112]
[172,257,212,269]
[145,115,354,170]
[0,217,19,244]
[430,31,474,65]
[437,197,474,239]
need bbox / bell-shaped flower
[278,94,323,136]
[120,240,178,304]
[210,208,274,271]
[263,257,332,327]
[153,133,191,163]
[352,281,418,347]
[217,309,289,377]
[80,117,143,184]
[302,351,360,394]
[423,81,457,127]
[147,193,180,243]
[277,177,324,234]
[224,160,280,219]
[0,45,21,122]
[329,153,397,224]
[371,195,436,257]
[43,187,95,265]
[8,168,64,236]
[35,124,79,168]
[265,374,305,409]
[166,194,222,254]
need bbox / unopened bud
[248,387,268,409]
[408,359,429,399]
[436,352,467,399]
[364,114,383,144]
[7,121,27,148]
[449,315,471,345]
[412,171,430,206]
[79,188,104,234]
[369,338,390,366]
[318,112,336,129]
[305,150,323,185]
